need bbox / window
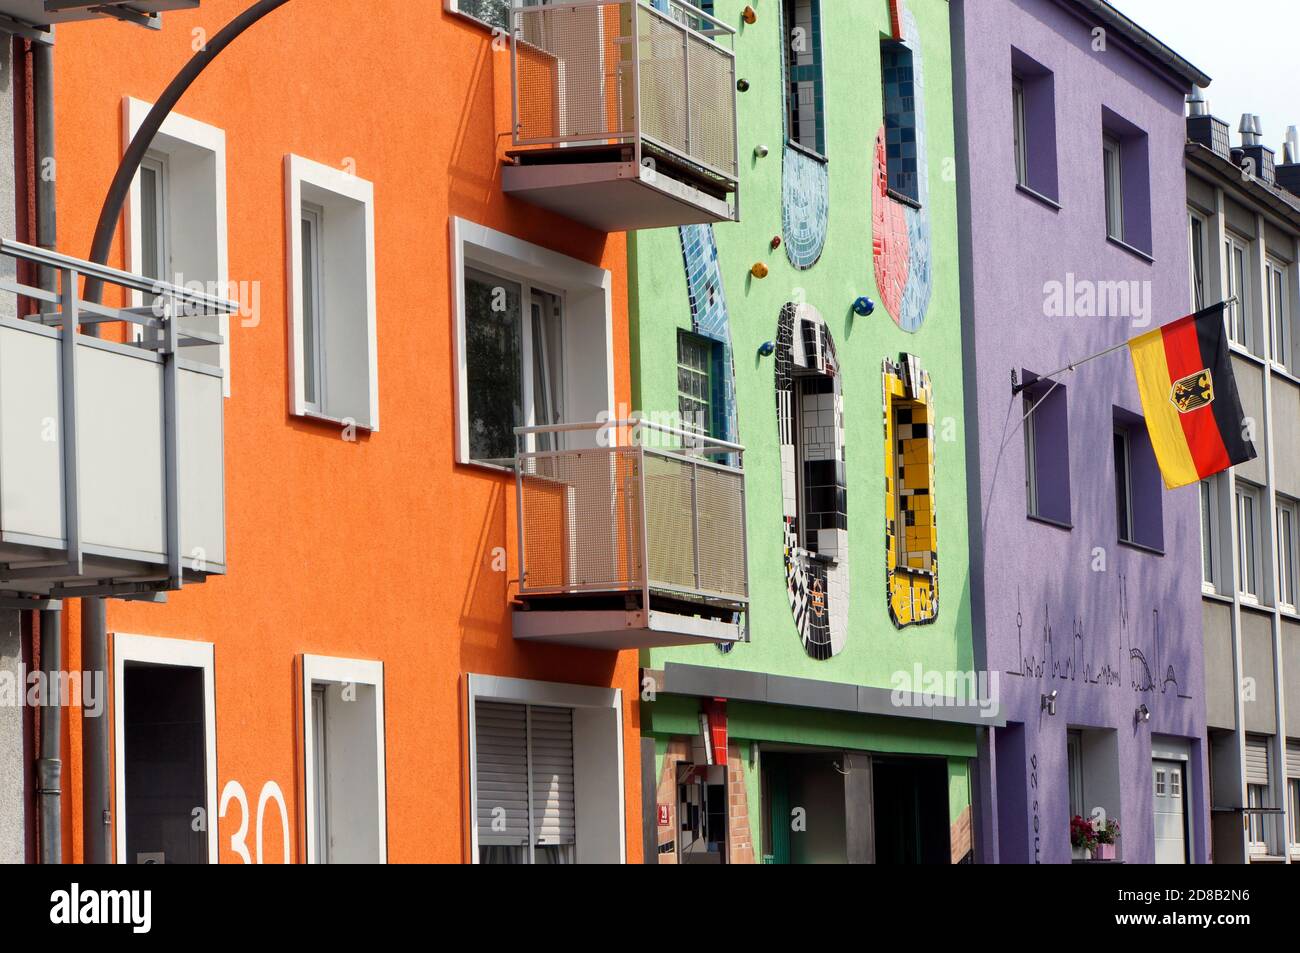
[1010,48,1058,200]
[468,674,625,864]
[1237,482,1262,600]
[301,655,387,864]
[1188,210,1207,311]
[285,155,379,431]
[1154,767,1167,797]
[1200,476,1226,592]
[1290,777,1300,854]
[1277,498,1298,612]
[1012,77,1026,187]
[881,39,918,203]
[1067,731,1084,818]
[1114,413,1163,550]
[1266,257,1290,368]
[1247,783,1269,854]
[1225,233,1252,350]
[139,155,168,283]
[677,331,713,436]
[1114,428,1133,542]
[451,218,614,469]
[1101,109,1152,254]
[783,0,825,156]
[1023,377,1071,525]
[1103,135,1124,241]
[113,634,217,864]
[447,0,548,31]
[125,98,230,394]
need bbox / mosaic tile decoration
[883,353,939,628]
[778,0,829,270]
[782,146,830,271]
[871,2,933,333]
[678,223,739,448]
[679,223,741,654]
[777,302,850,659]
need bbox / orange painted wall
[50,0,639,864]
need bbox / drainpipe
[31,38,64,865]
[36,608,61,863]
[82,597,111,863]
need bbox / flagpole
[1010,298,1236,395]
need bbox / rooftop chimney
[1239,114,1276,185]
[1276,125,1300,197]
[1186,89,1230,158]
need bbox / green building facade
[631,0,993,864]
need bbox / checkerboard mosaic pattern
[883,353,939,628]
[777,303,850,659]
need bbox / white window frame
[298,203,326,414]
[1188,209,1207,311]
[466,673,625,864]
[1266,256,1290,370]
[450,217,614,469]
[1277,497,1298,614]
[1067,731,1084,818]
[1247,782,1269,855]
[1237,482,1263,603]
[138,153,170,283]
[1225,233,1253,352]
[1103,134,1124,242]
[1201,476,1225,594]
[123,97,230,396]
[284,154,379,431]
[112,633,218,865]
[1289,776,1300,856]
[300,654,388,864]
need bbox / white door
[1153,760,1188,864]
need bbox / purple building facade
[951,0,1213,863]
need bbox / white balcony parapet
[505,0,740,231]
[0,238,233,602]
[512,418,748,650]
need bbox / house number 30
[219,780,290,864]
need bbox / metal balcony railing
[515,420,748,612]
[509,0,739,190]
[0,239,234,599]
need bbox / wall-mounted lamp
[1135,704,1151,724]
[758,341,776,358]
[1040,690,1058,717]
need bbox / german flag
[1129,302,1257,489]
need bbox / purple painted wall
[952,0,1210,863]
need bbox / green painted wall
[630,0,975,692]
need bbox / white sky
[1108,0,1299,154]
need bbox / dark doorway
[123,664,208,864]
[872,757,950,864]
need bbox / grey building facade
[1186,94,1300,863]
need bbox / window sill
[457,456,518,477]
[447,5,503,34]
[1229,344,1266,366]
[1202,588,1233,605]
[785,140,828,165]
[1015,182,1061,211]
[1269,362,1300,386]
[295,408,376,434]
[1027,513,1073,531]
[1117,538,1164,556]
[886,188,922,211]
[1105,235,1154,264]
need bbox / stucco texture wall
[49,1,640,863]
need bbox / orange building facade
[0,0,737,864]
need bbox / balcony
[0,1,197,36]
[0,239,232,602]
[512,420,748,650]
[504,0,740,231]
